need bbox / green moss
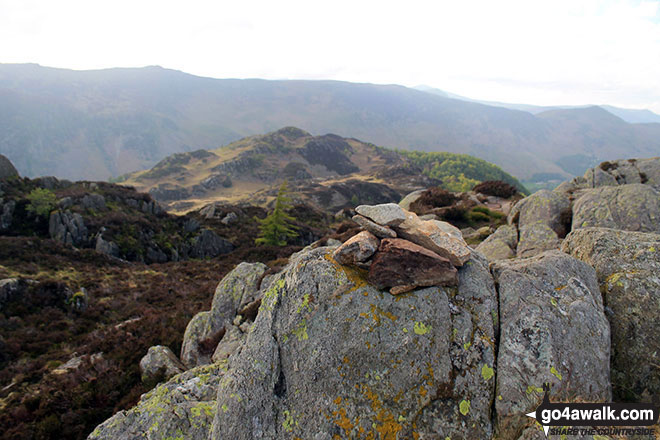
[261,278,285,311]
[292,319,309,341]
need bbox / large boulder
[211,246,498,439]
[562,227,660,402]
[181,262,267,368]
[189,229,234,259]
[571,184,660,233]
[0,154,18,180]
[88,363,225,440]
[475,224,517,260]
[491,251,611,439]
[516,221,561,258]
[139,345,186,385]
[508,189,571,238]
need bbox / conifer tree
[255,181,298,246]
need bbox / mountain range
[1,63,660,184]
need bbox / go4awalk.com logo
[525,384,659,438]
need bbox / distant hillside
[121,127,524,213]
[415,85,660,123]
[2,63,660,183]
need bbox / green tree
[256,181,299,246]
[26,188,57,217]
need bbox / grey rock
[583,157,660,190]
[0,278,25,311]
[491,251,611,439]
[355,203,407,226]
[211,246,497,439]
[351,214,397,238]
[572,184,660,233]
[332,230,379,265]
[139,345,186,384]
[393,211,471,266]
[88,363,225,440]
[211,325,245,363]
[516,221,561,258]
[65,287,88,312]
[563,227,660,401]
[181,262,267,368]
[398,189,425,210]
[81,194,106,211]
[1,200,15,231]
[508,189,571,237]
[183,218,201,233]
[0,154,18,179]
[146,247,168,264]
[34,176,62,190]
[49,210,88,246]
[180,311,213,368]
[325,238,342,247]
[95,235,120,258]
[419,213,439,221]
[57,197,73,210]
[220,212,238,225]
[476,224,518,261]
[189,229,234,259]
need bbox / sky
[1,0,660,112]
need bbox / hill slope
[2,64,660,182]
[120,127,525,213]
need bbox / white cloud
[1,0,659,112]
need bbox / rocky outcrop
[1,199,15,231]
[583,157,660,190]
[0,154,19,179]
[181,262,266,368]
[188,229,234,259]
[0,278,26,311]
[139,345,186,385]
[88,363,224,440]
[95,234,120,258]
[49,210,88,246]
[475,224,517,260]
[81,194,106,211]
[492,251,611,438]
[571,184,660,233]
[563,227,660,402]
[211,246,497,440]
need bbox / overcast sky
[1,0,659,112]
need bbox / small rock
[325,238,342,247]
[476,226,492,237]
[393,211,471,266]
[418,214,439,221]
[81,194,106,211]
[332,231,379,265]
[351,214,396,238]
[0,200,15,231]
[95,234,120,258]
[367,238,458,293]
[139,345,185,384]
[517,222,561,258]
[355,203,407,226]
[221,212,238,225]
[189,229,234,259]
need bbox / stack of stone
[332,203,471,294]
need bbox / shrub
[472,180,519,198]
[25,188,57,217]
[410,187,457,214]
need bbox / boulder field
[88,157,660,439]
